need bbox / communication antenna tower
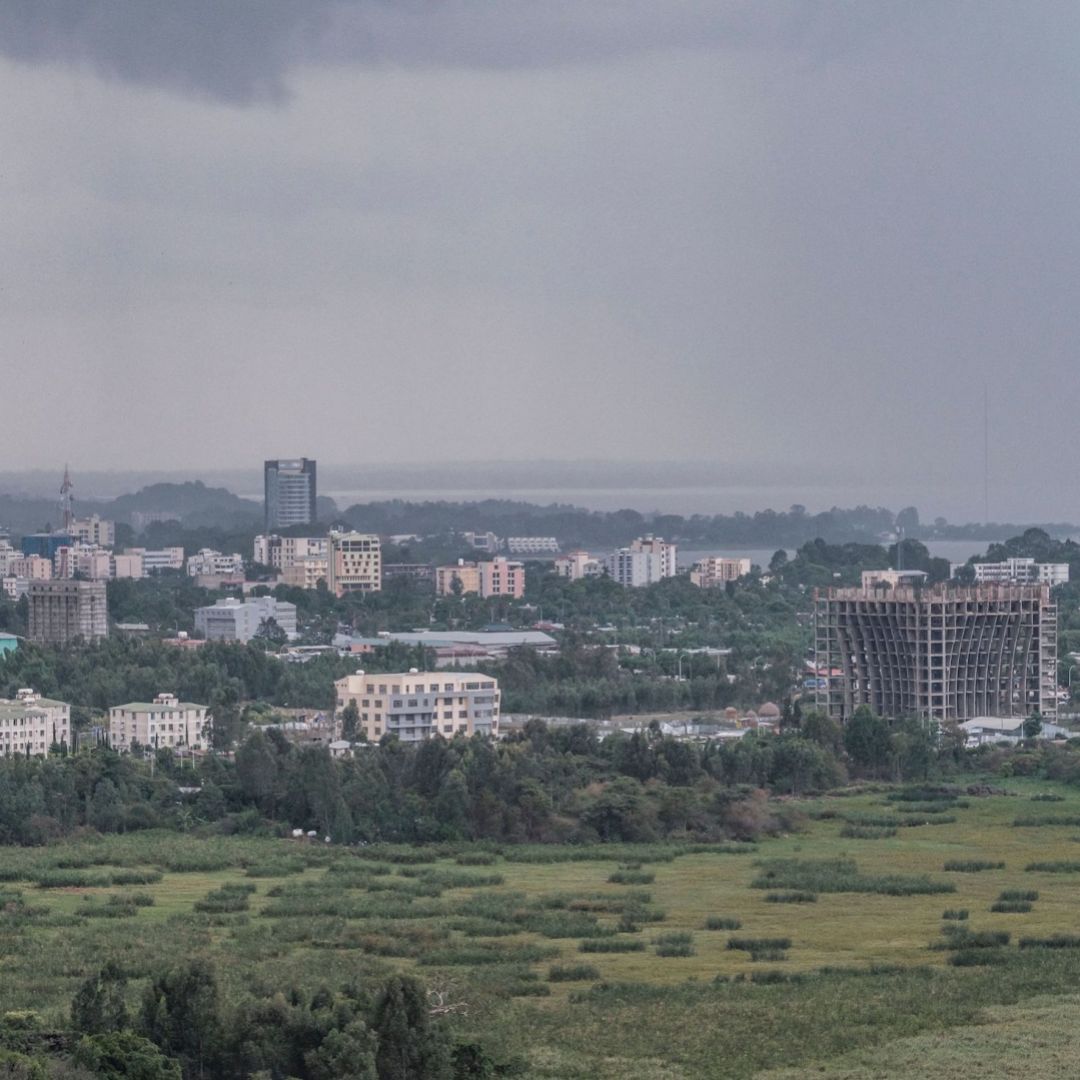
[59,465,74,532]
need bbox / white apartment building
[629,536,678,579]
[70,516,116,548]
[194,596,298,643]
[0,689,70,757]
[506,537,560,554]
[327,532,382,596]
[334,668,500,743]
[187,549,245,577]
[109,693,211,752]
[973,558,1069,586]
[861,569,929,589]
[554,550,603,581]
[690,557,753,587]
[253,534,328,570]
[126,547,185,573]
[0,541,17,577]
[462,531,501,553]
[605,549,662,588]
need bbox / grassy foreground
[3,775,1080,1076]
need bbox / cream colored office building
[327,532,382,596]
[334,668,500,743]
[0,689,71,757]
[109,693,212,752]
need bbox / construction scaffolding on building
[814,583,1057,724]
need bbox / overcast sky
[2,2,1078,519]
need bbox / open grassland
[5,776,1080,1076]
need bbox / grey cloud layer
[3,2,1080,521]
[0,0,901,103]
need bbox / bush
[110,869,163,885]
[765,891,817,904]
[655,942,695,957]
[999,890,1038,902]
[752,858,954,896]
[935,927,1010,949]
[1014,817,1080,828]
[548,964,600,982]
[942,909,969,920]
[704,916,741,930]
[943,860,1005,872]
[948,948,1012,966]
[607,871,655,885]
[990,901,1032,913]
[454,853,497,866]
[578,939,645,953]
[840,826,897,839]
[728,936,791,952]
[1030,793,1065,802]
[1025,861,1080,872]
[1019,934,1080,948]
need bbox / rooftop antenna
[59,465,74,532]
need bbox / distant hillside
[107,482,261,528]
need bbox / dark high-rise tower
[264,459,317,531]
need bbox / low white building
[0,689,71,757]
[194,596,298,643]
[959,716,1071,748]
[973,559,1069,586]
[506,537,560,554]
[125,547,185,573]
[554,550,602,581]
[109,693,211,752]
[187,549,245,577]
[691,557,753,587]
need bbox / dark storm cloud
[0,0,900,104]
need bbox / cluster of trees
[2,960,509,1079]
[0,639,435,721]
[0,707,989,848]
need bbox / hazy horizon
[0,460,1072,525]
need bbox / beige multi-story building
[478,557,525,598]
[70,516,116,548]
[436,557,524,598]
[0,689,71,756]
[554,550,602,581]
[436,560,482,596]
[109,693,211,752]
[281,556,329,590]
[55,545,113,581]
[28,580,108,644]
[112,552,145,580]
[9,555,53,581]
[327,532,382,596]
[253,535,328,571]
[334,668,500,743]
[690,557,752,588]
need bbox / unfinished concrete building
[814,583,1057,724]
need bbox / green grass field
[5,776,1080,1077]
